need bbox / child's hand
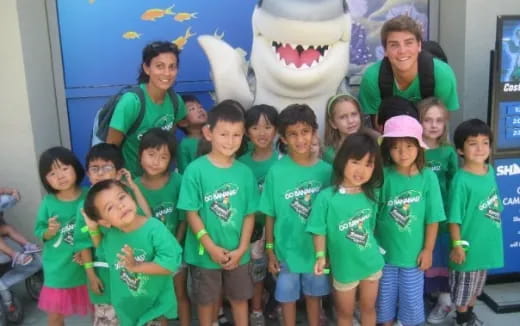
[119,169,136,189]
[222,249,243,270]
[207,245,229,267]
[450,246,466,265]
[117,245,137,272]
[417,249,433,270]
[72,252,83,265]
[47,216,60,237]
[86,270,104,295]
[81,209,99,230]
[314,257,327,275]
[267,251,281,275]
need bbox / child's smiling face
[95,184,137,229]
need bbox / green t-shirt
[447,166,504,272]
[103,218,182,326]
[425,145,459,204]
[258,156,332,273]
[306,187,384,283]
[239,149,279,226]
[177,155,258,269]
[73,199,111,304]
[323,146,336,165]
[176,136,200,174]
[359,58,459,115]
[109,84,187,176]
[34,189,88,288]
[135,172,185,234]
[376,167,446,267]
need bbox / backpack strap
[417,51,435,99]
[126,86,146,137]
[167,88,179,119]
[378,57,395,99]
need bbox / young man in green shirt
[177,100,258,326]
[448,119,504,326]
[176,95,208,174]
[258,104,332,326]
[359,15,459,129]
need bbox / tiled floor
[17,283,520,325]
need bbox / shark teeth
[271,41,330,70]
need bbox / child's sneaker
[427,302,453,324]
[250,311,265,326]
[12,252,32,267]
[23,243,41,254]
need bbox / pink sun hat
[382,115,428,149]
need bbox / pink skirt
[38,285,93,316]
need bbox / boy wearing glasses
[73,143,151,325]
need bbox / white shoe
[427,303,453,324]
[393,321,403,326]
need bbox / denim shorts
[274,263,330,303]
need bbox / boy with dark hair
[74,143,151,325]
[359,15,459,128]
[176,95,208,173]
[448,119,503,326]
[177,100,258,326]
[259,104,332,326]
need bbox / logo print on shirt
[427,160,442,172]
[478,189,501,225]
[153,202,175,224]
[387,190,422,229]
[116,248,147,294]
[205,183,239,221]
[338,208,372,248]
[53,221,75,248]
[284,181,322,219]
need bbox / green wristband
[84,262,94,269]
[265,243,274,249]
[196,229,208,240]
[315,251,326,259]
[453,240,470,251]
[89,229,101,237]
[323,268,330,274]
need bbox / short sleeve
[176,165,202,212]
[173,94,187,123]
[306,191,329,236]
[176,140,190,174]
[257,169,275,217]
[447,176,467,225]
[425,171,446,224]
[446,147,459,186]
[434,60,459,111]
[151,223,183,272]
[34,197,49,240]
[359,63,382,115]
[244,168,259,216]
[109,92,141,134]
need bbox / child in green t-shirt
[376,115,446,326]
[177,100,258,326]
[418,97,459,323]
[34,147,91,324]
[134,128,191,326]
[258,104,332,326]
[83,179,182,326]
[73,143,150,325]
[448,119,503,326]
[307,132,384,326]
[176,94,208,174]
[238,104,279,325]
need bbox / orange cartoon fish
[173,12,198,22]
[141,5,175,22]
[172,27,196,50]
[122,31,142,40]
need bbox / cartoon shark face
[251,0,351,99]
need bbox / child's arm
[186,210,228,266]
[417,222,438,270]
[119,169,152,217]
[42,216,60,240]
[223,213,254,270]
[313,235,327,275]
[118,245,171,275]
[175,220,187,243]
[81,210,103,247]
[80,248,104,295]
[265,215,280,274]
[449,223,466,264]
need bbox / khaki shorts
[190,263,253,305]
[333,270,382,292]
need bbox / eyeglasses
[88,165,115,175]
[150,42,178,51]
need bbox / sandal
[12,252,33,267]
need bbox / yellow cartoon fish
[141,5,175,21]
[172,27,196,50]
[174,12,198,22]
[213,29,225,40]
[122,31,142,40]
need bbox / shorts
[376,265,425,326]
[93,304,118,326]
[333,270,382,292]
[449,270,487,307]
[251,257,267,283]
[274,263,330,303]
[190,263,253,305]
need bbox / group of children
[31,92,502,326]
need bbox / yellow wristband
[196,229,208,240]
[316,251,326,259]
[84,262,94,269]
[265,243,274,249]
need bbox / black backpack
[378,40,448,100]
[91,86,179,145]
